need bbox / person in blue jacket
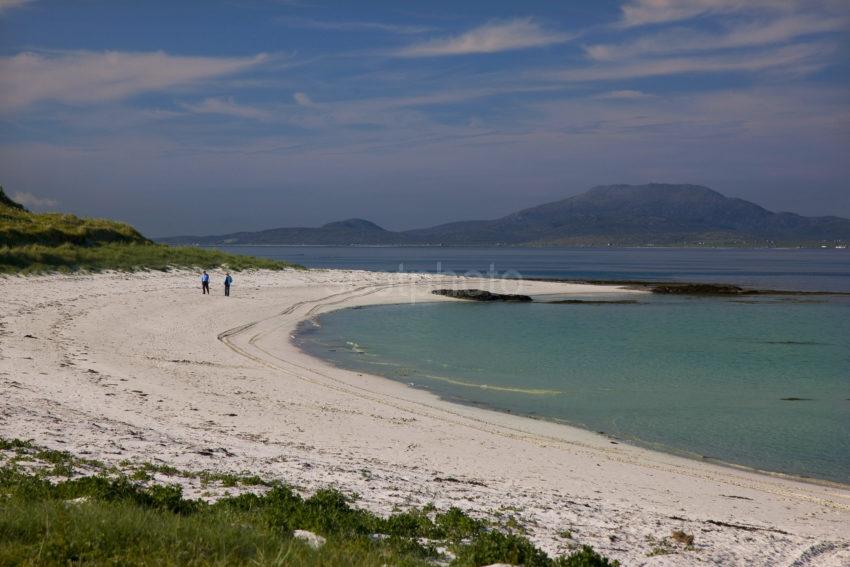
[224,272,233,296]
[200,271,210,294]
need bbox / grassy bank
[0,242,300,274]
[0,187,301,273]
[0,439,618,566]
[0,188,148,248]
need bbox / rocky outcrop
[432,289,533,302]
[649,283,750,295]
[293,529,326,550]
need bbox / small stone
[293,529,326,550]
[64,496,89,505]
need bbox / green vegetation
[0,438,619,566]
[644,531,696,557]
[0,187,148,247]
[128,462,270,488]
[0,242,298,274]
[0,186,302,273]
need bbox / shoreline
[180,243,850,251]
[2,269,849,565]
[291,296,850,492]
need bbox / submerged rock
[432,289,533,302]
[549,299,639,304]
[649,283,748,295]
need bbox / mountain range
[159,184,850,247]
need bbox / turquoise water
[295,295,850,484]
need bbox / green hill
[0,189,149,247]
[0,187,301,273]
[0,188,28,211]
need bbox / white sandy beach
[1,269,848,566]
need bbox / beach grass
[0,187,148,248]
[0,187,302,273]
[0,242,301,274]
[0,439,619,566]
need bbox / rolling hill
[186,218,412,246]
[0,186,300,273]
[159,184,850,247]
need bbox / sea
[218,245,850,292]
[219,246,850,484]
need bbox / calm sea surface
[296,296,850,484]
[217,246,850,292]
[215,245,850,483]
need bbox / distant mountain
[159,184,850,247]
[163,218,410,246]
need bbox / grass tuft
[670,529,695,546]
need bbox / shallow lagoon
[296,294,850,484]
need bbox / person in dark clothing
[224,272,232,296]
[201,271,210,294]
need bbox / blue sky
[1,0,848,236]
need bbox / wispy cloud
[182,97,269,120]
[12,191,58,209]
[534,85,850,146]
[0,50,270,112]
[293,92,315,106]
[395,18,571,57]
[595,90,653,100]
[618,0,796,27]
[0,0,33,15]
[588,13,847,60]
[279,16,433,35]
[550,42,831,82]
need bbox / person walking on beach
[224,272,232,297]
[201,271,210,294]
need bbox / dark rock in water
[762,340,826,346]
[780,397,813,401]
[432,289,533,302]
[549,299,640,304]
[650,283,748,295]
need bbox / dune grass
[0,439,619,567]
[0,187,302,273]
[0,188,148,247]
[0,242,301,274]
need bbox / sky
[1,0,849,237]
